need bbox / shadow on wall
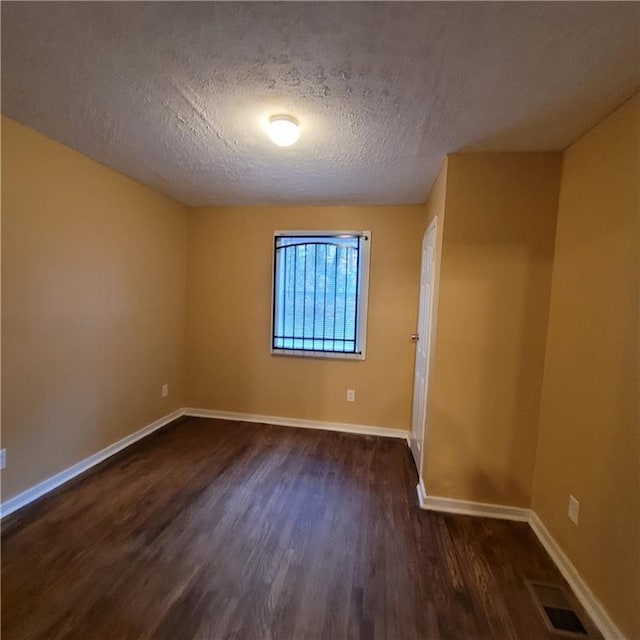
[477,244,552,505]
[428,406,530,505]
[425,183,558,507]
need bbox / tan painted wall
[1,116,188,501]
[424,153,562,506]
[532,94,640,638]
[186,206,424,429]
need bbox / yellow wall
[532,94,640,638]
[1,117,188,501]
[423,153,562,506]
[3,94,636,636]
[186,205,424,429]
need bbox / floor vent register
[526,580,588,637]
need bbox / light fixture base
[267,115,300,147]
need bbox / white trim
[418,494,530,522]
[415,490,625,639]
[271,348,365,361]
[410,216,438,474]
[0,407,408,519]
[0,408,184,519]
[1,407,623,639]
[416,477,428,509]
[270,230,371,361]
[529,512,626,640]
[183,407,410,440]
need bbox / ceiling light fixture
[267,115,300,147]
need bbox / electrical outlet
[0,449,6,470]
[346,389,355,402]
[162,384,169,398]
[568,495,579,525]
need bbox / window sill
[271,348,365,361]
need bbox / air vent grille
[526,580,588,637]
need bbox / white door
[410,218,437,471]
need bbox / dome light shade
[267,115,300,147]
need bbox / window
[271,231,371,359]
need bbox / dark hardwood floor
[2,417,601,640]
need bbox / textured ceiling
[2,2,639,206]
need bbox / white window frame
[270,230,371,361]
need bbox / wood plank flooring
[2,417,601,639]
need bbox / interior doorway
[410,217,437,473]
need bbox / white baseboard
[1,407,407,519]
[183,407,411,441]
[416,477,428,508]
[1,408,625,639]
[529,512,625,640]
[415,486,625,639]
[418,493,530,522]
[0,408,184,519]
